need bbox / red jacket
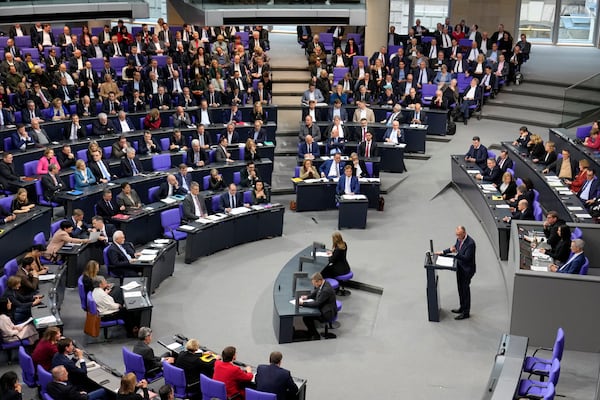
[32,339,58,371]
[213,360,254,399]
[143,115,161,130]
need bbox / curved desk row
[503,142,593,223]
[10,125,276,176]
[177,204,285,264]
[548,128,600,175]
[0,206,52,268]
[451,155,512,260]
[294,178,381,211]
[53,159,273,217]
[273,246,326,344]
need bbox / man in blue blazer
[578,169,600,207]
[320,152,344,179]
[336,165,360,195]
[550,239,586,274]
[219,183,245,212]
[436,226,476,320]
[298,135,320,160]
[383,120,405,144]
[255,351,298,400]
[113,111,136,133]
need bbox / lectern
[424,253,457,322]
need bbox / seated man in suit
[348,152,369,178]
[240,161,261,188]
[464,136,488,170]
[106,230,141,277]
[51,338,102,394]
[223,122,240,144]
[47,365,106,400]
[384,120,404,144]
[158,174,186,199]
[577,168,600,208]
[215,136,234,163]
[503,199,534,223]
[475,158,502,186]
[90,215,116,246]
[298,115,322,142]
[255,351,298,400]
[459,78,481,125]
[298,134,320,160]
[133,327,175,379]
[62,115,87,141]
[186,139,208,168]
[138,131,162,156]
[409,103,427,124]
[219,183,247,212]
[96,189,120,219]
[298,272,337,340]
[301,82,325,106]
[249,120,267,144]
[496,149,514,174]
[336,165,360,195]
[176,164,192,193]
[182,181,208,222]
[172,106,192,128]
[113,110,136,133]
[549,239,586,274]
[358,132,378,158]
[69,209,91,239]
[319,152,344,179]
[92,113,116,137]
[120,148,144,177]
[542,149,578,180]
[328,99,348,122]
[41,163,65,202]
[223,103,242,123]
[88,149,115,184]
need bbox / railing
[561,71,600,128]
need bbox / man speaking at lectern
[435,226,476,320]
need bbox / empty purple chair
[152,153,172,171]
[523,327,564,379]
[160,138,170,151]
[203,175,211,190]
[325,278,339,290]
[319,32,334,52]
[77,275,87,311]
[163,361,198,399]
[233,171,241,185]
[148,186,160,203]
[161,209,186,254]
[335,271,354,296]
[580,256,590,275]
[420,84,437,104]
[76,149,88,162]
[4,258,18,276]
[246,388,277,400]
[153,55,168,67]
[533,202,543,221]
[211,194,222,213]
[294,166,301,178]
[200,373,227,400]
[19,346,37,387]
[14,36,30,48]
[0,195,14,212]
[518,359,559,398]
[576,125,592,140]
[86,292,124,339]
[571,227,583,240]
[365,162,374,177]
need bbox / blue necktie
[131,159,138,175]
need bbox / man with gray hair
[120,147,144,177]
[172,105,191,128]
[186,139,207,168]
[93,112,114,136]
[92,275,137,338]
[47,365,107,400]
[550,239,587,274]
[182,181,208,222]
[158,174,186,199]
[106,230,140,278]
[133,327,175,378]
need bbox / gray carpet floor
[2,32,600,400]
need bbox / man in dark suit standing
[255,351,298,400]
[219,183,245,212]
[358,132,378,158]
[299,272,338,340]
[41,164,64,202]
[435,226,476,320]
[182,181,208,222]
[464,136,488,171]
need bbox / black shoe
[451,308,462,314]
[464,119,468,125]
[455,313,470,320]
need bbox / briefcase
[84,312,101,337]
[290,200,297,211]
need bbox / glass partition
[389,0,410,34]
[561,72,600,127]
[519,0,556,41]
[558,0,597,43]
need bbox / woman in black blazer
[208,168,227,191]
[321,232,351,279]
[116,373,149,400]
[0,371,22,400]
[532,141,557,165]
[541,225,572,264]
[499,172,517,200]
[244,139,262,162]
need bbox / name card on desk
[123,291,142,298]
[160,197,177,204]
[179,225,197,232]
[359,178,381,183]
[341,194,367,200]
[229,207,251,215]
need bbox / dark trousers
[303,315,324,337]
[460,99,476,119]
[456,268,474,314]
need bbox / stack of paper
[141,249,159,255]
[230,207,251,215]
[154,239,170,244]
[38,274,56,282]
[178,225,197,231]
[160,197,177,204]
[435,256,455,267]
[341,194,367,200]
[138,254,156,262]
[35,316,57,325]
[121,281,141,290]
[123,291,142,298]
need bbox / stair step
[481,105,563,128]
[486,93,596,117]
[271,96,301,107]
[503,83,600,106]
[273,70,311,82]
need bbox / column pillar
[365,0,390,56]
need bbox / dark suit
[106,242,138,277]
[175,173,192,193]
[62,123,87,140]
[182,193,208,221]
[88,159,113,182]
[297,142,320,159]
[442,235,476,314]
[214,145,230,163]
[336,175,360,195]
[47,381,88,400]
[557,252,586,274]
[158,181,186,199]
[137,137,162,155]
[578,178,600,203]
[480,165,502,185]
[465,144,488,170]
[248,128,267,144]
[0,161,19,191]
[496,156,514,174]
[301,281,337,337]
[41,173,64,201]
[319,160,344,178]
[255,363,298,400]
[358,140,378,158]
[51,353,88,389]
[132,341,162,377]
[175,350,215,386]
[95,198,119,218]
[349,160,369,178]
[219,191,244,211]
[112,117,135,133]
[409,110,427,124]
[120,157,144,177]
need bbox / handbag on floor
[84,312,100,337]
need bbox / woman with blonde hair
[11,188,35,214]
[299,159,318,180]
[117,372,149,400]
[321,232,351,279]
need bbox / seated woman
[24,244,50,275]
[116,373,149,400]
[539,225,572,265]
[37,148,61,175]
[527,134,545,161]
[0,371,23,400]
[244,138,261,162]
[433,64,452,85]
[251,101,266,123]
[83,260,122,303]
[252,180,270,205]
[143,108,161,130]
[498,172,517,200]
[174,338,216,389]
[117,182,143,210]
[50,98,69,121]
[299,159,319,180]
[11,188,35,214]
[43,220,89,261]
[208,168,227,191]
[2,276,43,323]
[532,141,557,165]
[470,53,486,81]
[0,297,39,344]
[169,129,188,152]
[320,232,351,279]
[74,159,97,190]
[584,129,600,150]
[32,326,61,371]
[567,159,590,194]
